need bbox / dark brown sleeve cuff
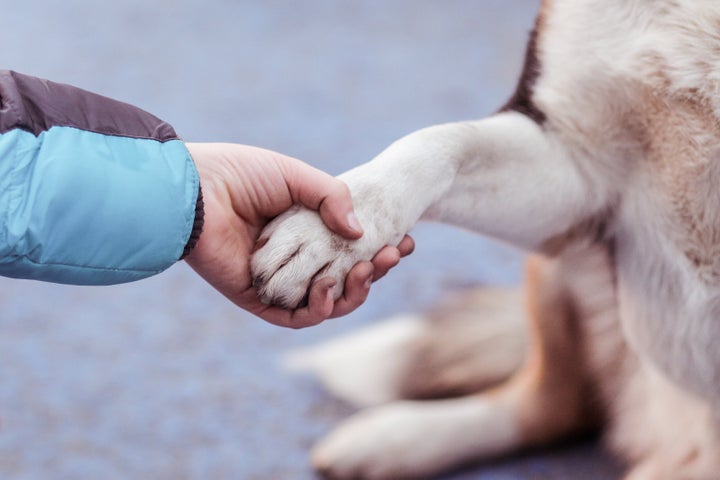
[180,185,205,260]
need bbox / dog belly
[616,240,720,406]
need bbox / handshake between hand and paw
[183,142,413,329]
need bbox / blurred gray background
[0,1,621,479]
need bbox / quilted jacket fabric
[0,70,203,285]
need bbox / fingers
[253,278,337,329]
[251,235,415,327]
[330,262,374,318]
[249,261,376,327]
[368,235,414,281]
[278,156,363,240]
[397,234,416,258]
[327,241,414,316]
[318,184,365,240]
[369,247,400,281]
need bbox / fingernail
[326,285,335,301]
[364,276,372,289]
[347,212,364,235]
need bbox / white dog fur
[251,1,720,478]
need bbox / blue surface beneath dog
[0,1,621,478]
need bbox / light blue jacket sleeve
[0,70,203,285]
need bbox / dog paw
[250,206,391,309]
[312,402,459,480]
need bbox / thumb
[282,158,364,240]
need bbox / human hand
[183,143,414,328]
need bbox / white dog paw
[311,402,459,480]
[250,206,387,309]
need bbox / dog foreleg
[252,111,607,307]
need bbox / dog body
[251,1,720,478]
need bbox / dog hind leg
[312,254,602,480]
[286,287,527,408]
[398,287,527,400]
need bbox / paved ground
[1,1,621,478]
